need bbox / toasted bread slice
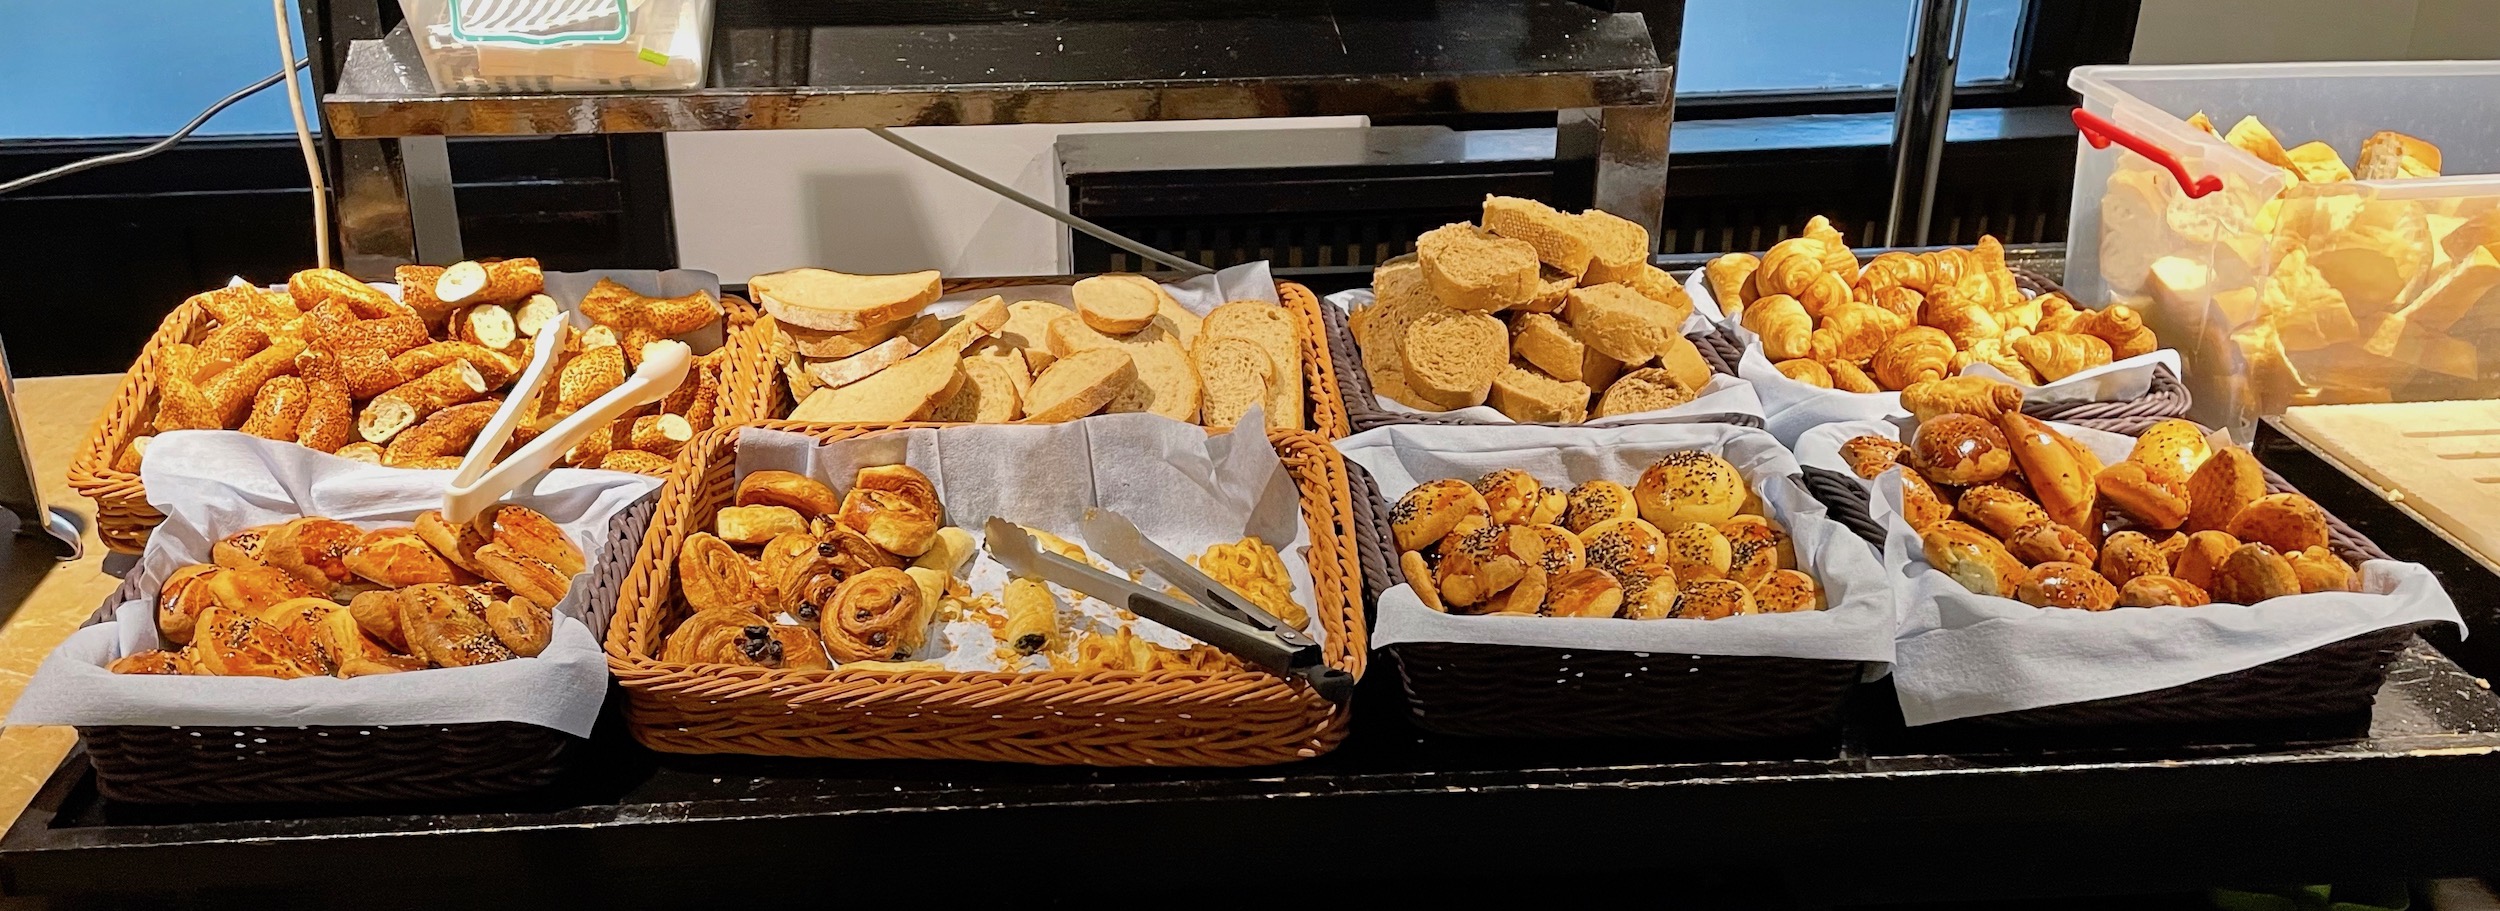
[1202,301,1303,431]
[1567,282,1676,364]
[1593,367,1696,418]
[1520,266,1577,314]
[1399,309,1507,409]
[788,346,963,422]
[1025,348,1137,423]
[1489,361,1590,423]
[1482,195,1595,277]
[1656,333,1715,394]
[1074,275,1165,335]
[1510,312,1586,382]
[750,269,940,331]
[1417,223,1539,312]
[1574,210,1651,285]
[1195,336,1274,430]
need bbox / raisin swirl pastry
[819,567,929,663]
[679,532,767,615]
[663,608,793,667]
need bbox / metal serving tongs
[982,513,1352,704]
[442,313,692,524]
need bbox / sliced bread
[750,268,941,331]
[1583,345,1624,392]
[967,339,1033,400]
[1399,308,1507,409]
[1024,347,1137,423]
[1202,301,1304,431]
[927,356,1022,423]
[1195,336,1273,430]
[928,295,1010,356]
[1482,195,1595,277]
[1105,336,1201,422]
[999,300,1075,370]
[785,312,935,359]
[1519,266,1577,313]
[788,345,964,422]
[1567,282,1675,364]
[1574,210,1651,286]
[1593,366,1696,418]
[803,332,923,390]
[1074,274,1165,335]
[1656,333,1715,393]
[1489,362,1591,423]
[1416,223,1539,312]
[1510,312,1586,382]
[1157,296,1202,348]
[1628,264,1695,326]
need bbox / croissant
[1873,326,1955,390]
[2035,293,2084,334]
[2070,303,2158,359]
[1953,338,2038,384]
[1756,237,1829,298]
[1828,359,1881,392]
[1775,358,1833,388]
[1817,301,1904,364]
[1803,215,1859,282]
[1974,236,2022,307]
[1703,253,1760,314]
[1993,292,2043,334]
[1868,285,1924,323]
[1902,375,2022,424]
[1742,293,1814,361]
[2013,331,2115,382]
[1796,270,1854,322]
[1921,246,1976,290]
[1920,285,2004,350]
[1856,252,1932,298]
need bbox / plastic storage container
[2064,61,2500,438]
[397,0,713,93]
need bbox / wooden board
[2280,400,2500,574]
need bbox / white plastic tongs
[981,512,1351,703]
[442,312,691,524]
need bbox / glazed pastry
[481,593,553,658]
[471,542,570,608]
[1954,485,2051,539]
[207,564,322,617]
[1614,563,1679,619]
[110,650,190,675]
[2172,530,2241,591]
[1922,520,2025,598]
[486,506,586,578]
[2185,448,2268,534]
[322,608,425,677]
[2118,575,2212,607]
[769,625,833,670]
[1507,524,1586,576]
[820,567,930,662]
[2015,561,2119,611]
[1658,522,1732,582]
[414,509,492,576]
[734,469,843,517]
[1872,326,1954,390]
[1525,487,1568,526]
[2005,519,2097,567]
[2012,331,2114,382]
[157,564,223,646]
[1752,569,1824,613]
[1478,469,1546,526]
[1002,577,1061,655]
[2126,419,2213,486]
[1392,479,1492,552]
[1481,563,1548,615]
[758,533,832,617]
[1436,526,1527,607]
[1911,413,2013,486]
[1544,568,1625,618]
[1403,551,1445,612]
[1672,578,1757,620]
[2286,545,2357,594]
[1997,413,2097,536]
[2211,543,2301,604]
[395,584,520,668]
[1718,516,1790,589]
[344,527,469,587]
[1560,480,1637,534]
[187,605,322,678]
[1901,375,2022,425]
[662,608,792,667]
[718,504,810,547]
[211,524,278,569]
[259,596,347,673]
[2226,493,2330,555]
[853,465,942,519]
[348,588,406,651]
[678,532,767,616]
[1898,472,1955,532]
[2095,461,2190,530]
[2097,531,2169,587]
[1580,517,1668,576]
[1633,451,1748,528]
[260,517,368,593]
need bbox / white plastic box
[2064,61,2500,438]
[397,0,713,93]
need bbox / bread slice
[1489,361,1590,423]
[1482,196,1595,277]
[928,295,1010,356]
[1417,223,1539,312]
[803,332,923,390]
[999,300,1075,370]
[1628,265,1695,327]
[1593,366,1696,418]
[1195,336,1273,430]
[750,268,941,331]
[967,339,1033,400]
[1157,297,1203,348]
[1574,210,1651,285]
[1202,301,1304,431]
[784,313,935,359]
[1656,334,1714,393]
[1510,312,1586,382]
[1566,283,1675,364]
[1519,266,1576,314]
[1025,348,1137,423]
[1046,312,1117,356]
[927,356,1022,423]
[1074,274,1166,335]
[1583,345,1624,391]
[1399,308,1507,409]
[1353,255,1426,342]
[1105,336,1201,422]
[788,346,963,422]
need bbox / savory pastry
[1197,536,1307,629]
[211,525,278,569]
[1956,485,2052,540]
[395,584,520,668]
[260,517,367,594]
[1580,517,1668,577]
[480,592,554,658]
[2118,575,2212,608]
[679,532,768,615]
[110,650,190,675]
[2172,530,2241,591]
[2125,419,2213,486]
[1544,568,1625,618]
[1560,480,1637,534]
[1719,516,1788,589]
[1922,520,2025,598]
[2185,447,2268,534]
[716,504,809,547]
[414,510,492,576]
[2015,562,2119,611]
[2286,545,2357,594]
[1911,413,2013,486]
[1673,578,1757,620]
[2005,519,2097,567]
[1403,550,1445,612]
[1002,577,1061,655]
[1507,524,1586,576]
[1633,451,1748,528]
[1393,479,1492,553]
[156,564,223,646]
[1614,563,1678,619]
[1898,471,1955,532]
[2096,531,2170,587]
[1436,525,1528,607]
[1901,375,2022,424]
[2211,543,2302,604]
[820,567,930,663]
[1478,469,1547,526]
[2095,461,2190,530]
[1658,522,1733,582]
[1998,413,2100,536]
[1481,563,1549,615]
[734,470,844,518]
[187,605,323,678]
[1753,569,1824,613]
[2226,493,2330,555]
[344,527,470,587]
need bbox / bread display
[124,265,737,478]
[1390,453,1828,620]
[1347,196,1717,423]
[109,506,581,678]
[1848,379,2358,609]
[1703,217,2160,389]
[769,271,1305,431]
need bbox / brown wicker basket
[604,421,1367,766]
[1803,417,2419,730]
[1343,441,1862,741]
[1319,298,1760,434]
[67,289,773,555]
[765,278,1350,440]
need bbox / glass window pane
[0,0,318,141]
[1679,0,2027,97]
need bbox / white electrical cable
[866,127,1212,276]
[274,0,331,270]
[0,60,305,196]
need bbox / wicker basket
[67,291,774,555]
[604,422,1367,766]
[1320,300,1759,434]
[1803,417,2417,730]
[74,481,658,805]
[1343,439,1861,742]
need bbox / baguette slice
[1566,282,1675,364]
[1489,362,1590,424]
[999,301,1074,370]
[1399,308,1507,409]
[788,346,963,422]
[1202,301,1304,431]
[1025,348,1137,423]
[1575,210,1652,285]
[1510,312,1586,382]
[1417,223,1539,312]
[1482,195,1595,277]
[1074,274,1165,335]
[1593,366,1696,418]
[1157,297,1203,349]
[1195,336,1274,430]
[803,331,923,390]
[786,313,935,359]
[927,357,1023,423]
[967,340,1033,400]
[928,295,1011,356]
[1105,336,1200,422]
[750,268,941,332]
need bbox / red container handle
[2072,107,2223,199]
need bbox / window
[0,0,315,141]
[1677,0,2029,98]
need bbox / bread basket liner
[1683,267,2190,446]
[68,269,775,555]
[1800,417,2461,726]
[1319,286,1766,432]
[604,416,1366,766]
[1336,421,1893,667]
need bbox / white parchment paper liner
[729,411,1322,669]
[10,431,663,737]
[1334,422,1893,670]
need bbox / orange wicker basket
[603,421,1367,766]
[768,278,1350,441]
[67,291,778,555]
